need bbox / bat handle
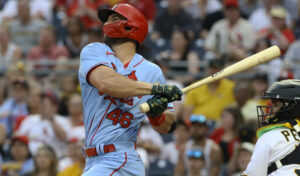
[139,102,150,113]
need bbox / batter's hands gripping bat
[140,45,281,113]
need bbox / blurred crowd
[0,0,300,176]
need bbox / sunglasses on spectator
[190,115,207,124]
[187,150,204,159]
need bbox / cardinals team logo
[128,70,138,81]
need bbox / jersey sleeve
[242,133,271,176]
[79,43,112,83]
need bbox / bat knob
[139,103,150,113]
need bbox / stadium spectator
[58,97,84,173]
[24,145,58,176]
[8,0,47,56]
[162,119,190,165]
[0,0,7,10]
[210,107,244,165]
[284,39,300,79]
[251,73,269,100]
[16,91,71,158]
[151,0,195,40]
[12,83,42,133]
[58,138,85,176]
[26,85,42,115]
[175,148,206,176]
[126,0,157,23]
[63,17,89,59]
[1,64,26,105]
[0,27,22,73]
[67,94,84,135]
[0,81,5,105]
[56,0,105,30]
[58,75,79,116]
[238,125,257,144]
[26,26,70,71]
[204,0,256,61]
[0,124,10,162]
[183,0,222,23]
[87,26,104,44]
[187,148,206,176]
[175,115,223,176]
[183,0,224,39]
[227,142,254,176]
[156,29,200,85]
[252,38,283,83]
[1,0,53,23]
[238,0,260,19]
[230,80,258,122]
[0,80,29,136]
[274,0,298,24]
[257,6,295,55]
[240,73,269,127]
[183,59,235,123]
[249,0,292,31]
[2,136,34,176]
[137,119,165,164]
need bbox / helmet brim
[98,8,115,23]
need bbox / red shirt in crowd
[56,0,106,29]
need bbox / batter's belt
[82,142,137,158]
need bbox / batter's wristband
[148,113,166,126]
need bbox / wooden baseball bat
[140,45,281,113]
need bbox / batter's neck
[111,42,136,65]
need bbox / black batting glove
[146,95,168,118]
[151,83,183,102]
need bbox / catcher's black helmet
[257,79,300,126]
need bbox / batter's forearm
[152,111,176,134]
[89,66,153,98]
[98,76,152,98]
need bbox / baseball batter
[242,79,300,176]
[78,3,182,176]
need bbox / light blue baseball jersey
[79,42,173,148]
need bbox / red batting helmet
[98,3,148,46]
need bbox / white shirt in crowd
[205,18,256,57]
[17,114,71,158]
[249,7,292,32]
[185,139,215,176]
[138,121,164,163]
[161,141,179,165]
[1,0,53,22]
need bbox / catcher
[242,79,300,176]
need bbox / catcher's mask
[257,79,300,127]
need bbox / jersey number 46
[106,108,133,128]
